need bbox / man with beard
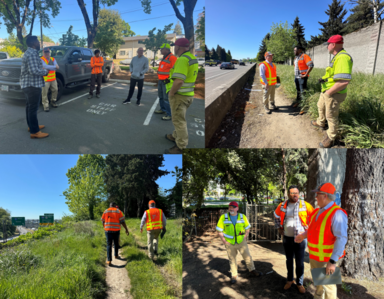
[274,185,314,294]
[216,201,262,284]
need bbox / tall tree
[204,43,210,60]
[216,44,222,58]
[166,166,183,217]
[307,34,325,49]
[211,48,219,60]
[141,0,197,54]
[76,0,119,48]
[291,16,307,49]
[256,33,270,61]
[195,7,204,46]
[226,49,232,62]
[220,48,226,62]
[63,155,107,220]
[318,0,348,40]
[0,0,61,50]
[0,207,16,239]
[347,0,384,23]
[340,149,384,279]
[265,21,296,63]
[173,20,183,35]
[122,21,135,37]
[342,0,375,34]
[59,25,87,47]
[38,34,56,44]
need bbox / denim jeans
[105,231,120,261]
[283,235,307,285]
[294,77,308,101]
[22,86,42,134]
[158,80,171,116]
[127,78,144,102]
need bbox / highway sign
[11,217,25,226]
[39,215,54,225]
[44,213,54,217]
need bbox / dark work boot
[319,135,334,148]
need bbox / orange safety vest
[40,57,56,82]
[157,53,177,80]
[145,208,163,231]
[274,200,314,229]
[307,202,347,262]
[260,61,277,85]
[297,53,313,77]
[91,56,104,74]
[101,207,124,232]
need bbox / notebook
[311,267,342,286]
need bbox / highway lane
[205,64,255,107]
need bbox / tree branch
[28,0,37,36]
[0,0,18,25]
[169,0,185,23]
[21,0,32,27]
[12,0,20,23]
[93,0,99,30]
[77,0,92,31]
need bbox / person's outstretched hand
[125,230,129,236]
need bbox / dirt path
[183,232,382,299]
[208,70,325,148]
[106,248,132,299]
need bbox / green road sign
[44,213,54,216]
[39,215,54,225]
[11,217,25,226]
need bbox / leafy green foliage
[342,0,375,34]
[122,21,135,37]
[318,0,347,42]
[0,45,23,57]
[37,34,56,44]
[265,21,296,63]
[0,207,15,238]
[173,20,183,35]
[59,25,87,47]
[291,16,307,49]
[256,33,270,62]
[195,8,205,45]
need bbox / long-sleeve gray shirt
[130,55,149,80]
[140,207,167,230]
[41,57,57,71]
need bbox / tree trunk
[340,149,384,279]
[89,202,94,220]
[306,149,319,207]
[282,149,287,200]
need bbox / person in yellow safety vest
[274,185,314,294]
[140,200,167,260]
[165,38,198,154]
[292,45,314,108]
[154,43,178,121]
[295,183,348,299]
[311,35,353,148]
[40,47,59,112]
[101,202,129,266]
[216,201,263,284]
[259,51,278,114]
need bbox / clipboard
[311,267,342,286]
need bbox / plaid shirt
[274,200,306,238]
[20,47,48,89]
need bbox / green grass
[121,218,182,299]
[277,65,384,148]
[0,221,107,299]
[120,66,130,71]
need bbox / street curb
[205,64,257,146]
[109,79,157,86]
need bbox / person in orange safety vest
[259,51,278,114]
[140,200,167,260]
[101,202,129,266]
[295,183,348,299]
[88,49,104,99]
[40,47,59,112]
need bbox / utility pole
[40,0,44,49]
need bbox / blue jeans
[105,231,120,261]
[158,80,171,116]
[294,77,308,101]
[283,235,307,285]
[22,86,42,134]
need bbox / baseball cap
[160,43,171,49]
[148,200,156,205]
[43,47,50,52]
[264,51,274,58]
[171,38,190,47]
[327,35,344,44]
[229,201,239,208]
[311,182,336,195]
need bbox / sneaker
[123,99,131,104]
[162,115,172,121]
[96,94,100,98]
[88,95,93,99]
[136,100,141,106]
[51,101,58,108]
[155,110,166,114]
[270,103,279,110]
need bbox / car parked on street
[205,59,218,66]
[220,62,235,69]
[197,57,205,66]
[0,46,114,101]
[120,58,132,65]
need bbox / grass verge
[0,221,107,299]
[277,65,384,148]
[121,218,182,299]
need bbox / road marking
[143,97,159,125]
[206,72,232,80]
[57,82,117,106]
[192,118,205,136]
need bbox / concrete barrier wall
[307,20,384,74]
[205,64,257,145]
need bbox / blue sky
[0,154,181,219]
[207,0,356,59]
[0,0,204,43]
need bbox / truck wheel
[48,77,64,102]
[102,68,110,83]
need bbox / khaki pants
[147,229,162,259]
[310,258,343,299]
[169,93,193,149]
[225,240,255,277]
[41,80,58,109]
[262,84,276,109]
[316,92,347,141]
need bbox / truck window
[0,53,8,59]
[81,49,93,60]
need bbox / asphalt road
[0,82,205,153]
[205,63,254,107]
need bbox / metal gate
[246,204,282,242]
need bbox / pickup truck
[0,46,114,101]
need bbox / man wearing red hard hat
[216,201,262,284]
[295,182,348,299]
[311,35,353,148]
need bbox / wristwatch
[329,259,336,264]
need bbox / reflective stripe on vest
[260,61,277,85]
[277,200,308,229]
[103,208,122,232]
[297,54,312,76]
[146,208,163,231]
[158,53,176,80]
[41,57,56,82]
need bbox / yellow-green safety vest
[321,49,353,94]
[216,213,251,245]
[166,51,198,97]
